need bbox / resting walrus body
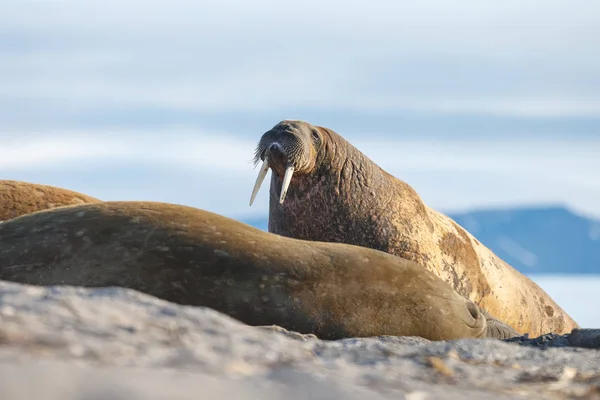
[249,120,578,336]
[0,201,518,341]
[0,180,100,221]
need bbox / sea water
[528,274,600,329]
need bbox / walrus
[248,120,578,336]
[0,201,519,341]
[0,180,101,221]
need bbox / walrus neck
[267,129,415,248]
[318,130,388,194]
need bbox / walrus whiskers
[251,124,313,207]
[249,159,270,206]
[249,160,295,206]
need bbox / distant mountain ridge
[448,206,600,274]
[241,205,600,275]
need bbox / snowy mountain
[448,206,600,274]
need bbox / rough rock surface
[1,280,599,400]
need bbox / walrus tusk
[279,165,295,204]
[249,159,270,206]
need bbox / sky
[2,0,600,221]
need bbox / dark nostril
[467,300,480,320]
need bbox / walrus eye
[311,130,320,142]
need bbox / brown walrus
[248,120,578,336]
[0,180,101,221]
[0,201,519,341]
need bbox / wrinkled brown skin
[0,201,518,341]
[0,180,101,221]
[258,120,578,337]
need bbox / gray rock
[1,280,600,400]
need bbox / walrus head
[249,120,326,206]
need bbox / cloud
[0,130,256,172]
[5,0,598,47]
[2,0,600,118]
[2,0,599,219]
[353,137,600,189]
[2,131,599,219]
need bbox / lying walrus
[0,180,100,222]
[0,201,518,341]
[248,120,578,336]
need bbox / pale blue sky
[2,0,599,219]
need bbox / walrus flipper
[481,309,520,339]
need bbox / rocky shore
[1,280,599,400]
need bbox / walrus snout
[249,140,296,207]
[250,120,321,207]
[266,143,288,173]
